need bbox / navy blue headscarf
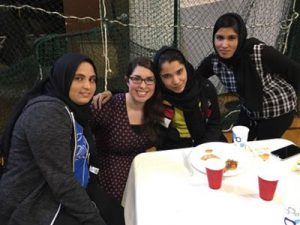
[1,53,97,163]
[45,53,97,125]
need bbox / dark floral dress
[92,93,153,202]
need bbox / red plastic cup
[205,159,225,190]
[258,177,278,201]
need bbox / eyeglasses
[129,76,155,85]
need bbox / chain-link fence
[287,0,300,62]
[0,0,299,135]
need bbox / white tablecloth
[122,139,300,225]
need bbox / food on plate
[292,159,300,172]
[200,154,220,161]
[205,149,214,153]
[254,147,270,151]
[225,159,238,171]
[259,153,270,161]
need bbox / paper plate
[189,142,250,176]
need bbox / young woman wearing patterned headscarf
[196,13,300,140]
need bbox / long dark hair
[125,57,163,144]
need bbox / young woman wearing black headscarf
[196,13,300,140]
[0,53,111,225]
[153,46,226,150]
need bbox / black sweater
[197,45,300,96]
[158,77,226,150]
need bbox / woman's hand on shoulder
[92,90,112,109]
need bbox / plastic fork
[181,150,194,176]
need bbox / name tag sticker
[162,118,171,128]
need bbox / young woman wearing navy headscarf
[0,53,118,225]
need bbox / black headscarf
[213,13,263,112]
[153,46,207,144]
[44,53,97,126]
[153,46,200,111]
[1,53,97,163]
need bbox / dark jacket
[0,96,104,225]
[197,44,300,96]
[158,77,225,150]
[197,42,299,117]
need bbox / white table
[122,139,300,225]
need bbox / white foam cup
[232,125,249,150]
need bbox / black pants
[87,180,125,225]
[0,214,9,225]
[54,180,125,225]
[236,110,294,141]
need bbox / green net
[0,55,39,131]
[34,26,130,92]
[0,0,299,135]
